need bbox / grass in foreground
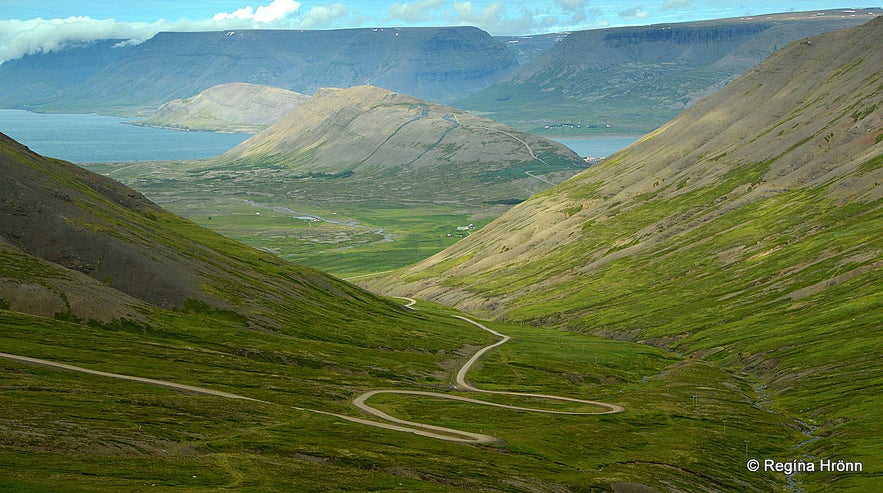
[1,299,816,492]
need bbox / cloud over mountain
[0,0,349,63]
[3,1,847,64]
[0,0,673,64]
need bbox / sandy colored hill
[211,85,586,204]
[135,82,309,133]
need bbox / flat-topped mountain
[134,82,309,133]
[368,17,882,491]
[0,27,517,115]
[459,8,880,134]
[209,85,586,204]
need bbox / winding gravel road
[0,298,622,445]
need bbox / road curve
[0,352,495,444]
[351,302,624,443]
[451,316,623,414]
[0,300,622,445]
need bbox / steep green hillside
[89,86,586,277]
[369,18,883,492]
[0,131,394,329]
[459,9,878,135]
[134,83,308,133]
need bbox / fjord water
[553,136,640,158]
[0,109,638,163]
[0,109,250,162]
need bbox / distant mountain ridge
[459,8,880,134]
[0,27,517,115]
[134,82,309,133]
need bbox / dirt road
[1,300,622,445]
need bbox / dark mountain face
[494,33,568,64]
[0,39,133,108]
[458,9,879,134]
[0,131,402,329]
[0,133,200,310]
[0,27,517,115]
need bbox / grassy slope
[368,19,883,491]
[1,133,796,491]
[2,300,807,492]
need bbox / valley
[81,85,588,277]
[0,7,880,493]
[1,299,800,491]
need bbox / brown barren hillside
[372,17,883,311]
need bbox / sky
[0,1,876,62]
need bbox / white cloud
[619,6,650,21]
[0,17,160,63]
[663,0,689,10]
[212,0,302,24]
[296,4,348,29]
[0,1,355,63]
[388,0,445,23]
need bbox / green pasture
[83,162,499,278]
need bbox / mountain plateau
[459,8,880,135]
[0,26,517,115]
